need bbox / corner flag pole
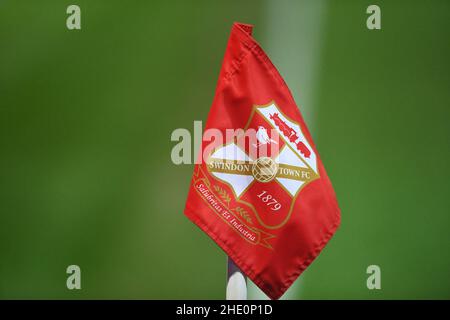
[226,257,247,299]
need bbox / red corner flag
[184,23,340,299]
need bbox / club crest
[194,102,319,248]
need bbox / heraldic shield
[192,102,320,249]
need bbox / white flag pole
[226,257,247,300]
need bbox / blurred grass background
[0,0,449,299]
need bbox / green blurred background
[1,0,449,299]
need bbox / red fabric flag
[184,22,340,299]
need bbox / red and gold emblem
[193,102,319,248]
